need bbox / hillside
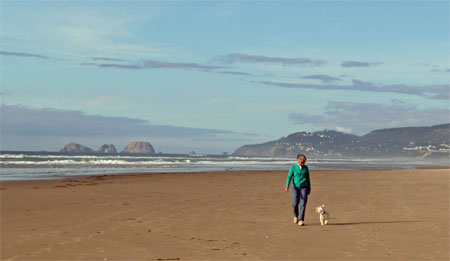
[233,124,450,158]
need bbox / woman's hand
[285,187,289,192]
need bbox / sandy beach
[1,169,449,260]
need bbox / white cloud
[335,126,352,133]
[86,96,118,109]
[2,5,183,61]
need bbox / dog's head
[315,204,326,214]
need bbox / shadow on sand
[329,220,424,226]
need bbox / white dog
[315,204,329,225]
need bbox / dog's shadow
[329,220,424,226]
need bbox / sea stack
[121,141,156,155]
[60,142,93,153]
[97,144,118,153]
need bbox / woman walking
[285,154,311,226]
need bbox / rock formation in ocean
[60,142,93,153]
[121,141,156,155]
[97,144,117,153]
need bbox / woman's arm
[285,166,294,191]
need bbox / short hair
[297,154,307,161]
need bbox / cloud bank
[218,71,253,76]
[91,57,128,62]
[289,101,449,135]
[260,80,449,100]
[83,59,223,71]
[0,51,51,59]
[218,53,326,67]
[301,74,341,83]
[1,105,238,138]
[1,105,254,152]
[341,60,382,68]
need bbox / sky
[1,0,449,154]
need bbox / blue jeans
[291,186,310,221]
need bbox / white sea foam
[1,152,444,181]
[0,158,294,166]
[0,154,25,159]
[0,156,388,167]
[1,160,184,165]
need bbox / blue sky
[1,1,449,153]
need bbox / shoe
[293,217,298,224]
[298,221,305,226]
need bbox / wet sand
[1,169,449,260]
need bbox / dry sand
[1,169,449,260]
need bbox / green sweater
[286,164,311,189]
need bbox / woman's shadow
[330,220,423,226]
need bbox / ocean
[0,151,447,181]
